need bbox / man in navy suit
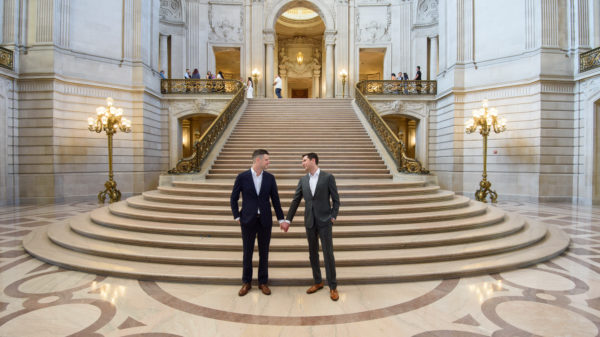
[230,149,285,296]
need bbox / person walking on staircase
[281,153,341,301]
[230,149,286,297]
[273,74,282,98]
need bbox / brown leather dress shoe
[330,289,339,301]
[258,284,271,295]
[238,283,251,296]
[306,282,324,294]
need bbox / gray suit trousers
[305,216,337,290]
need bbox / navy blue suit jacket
[230,169,284,226]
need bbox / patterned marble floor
[0,200,599,337]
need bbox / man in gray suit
[281,152,340,301]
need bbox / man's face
[302,156,314,172]
[256,154,270,171]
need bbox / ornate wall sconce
[251,68,260,94]
[296,52,304,65]
[88,97,132,203]
[465,99,506,203]
[339,69,348,98]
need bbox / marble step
[49,215,531,265]
[170,180,426,190]
[141,189,455,206]
[212,159,384,164]
[124,195,471,216]
[210,163,389,170]
[206,173,394,179]
[108,198,487,225]
[23,224,570,284]
[208,168,390,175]
[89,206,506,237]
[157,185,439,198]
[67,212,525,251]
[214,153,384,160]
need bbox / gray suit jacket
[286,170,340,228]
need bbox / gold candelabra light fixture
[465,99,506,203]
[88,97,132,204]
[296,51,304,65]
[339,69,348,98]
[251,68,260,95]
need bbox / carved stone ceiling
[275,16,325,39]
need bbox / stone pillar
[264,30,275,98]
[429,36,438,79]
[281,70,288,98]
[325,31,336,98]
[312,70,320,98]
[160,34,169,74]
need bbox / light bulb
[96,107,105,115]
[116,108,123,116]
[88,117,94,125]
[482,99,488,108]
[101,116,108,125]
[109,106,116,115]
[106,97,114,106]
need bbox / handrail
[167,80,245,174]
[357,79,437,95]
[355,81,429,174]
[0,46,14,70]
[161,79,243,94]
[580,47,600,73]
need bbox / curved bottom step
[23,224,570,285]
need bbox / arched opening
[275,7,325,98]
[383,115,419,158]
[180,114,216,157]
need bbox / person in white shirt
[273,74,282,98]
[184,69,191,79]
[246,77,253,99]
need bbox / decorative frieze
[356,5,391,43]
[160,0,183,23]
[209,4,243,42]
[416,0,438,25]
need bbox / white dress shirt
[251,167,262,214]
[309,168,320,196]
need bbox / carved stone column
[280,70,288,98]
[429,36,438,79]
[160,34,169,74]
[325,31,336,98]
[312,70,320,98]
[264,30,275,98]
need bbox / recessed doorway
[213,47,240,80]
[359,48,385,80]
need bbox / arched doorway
[275,12,325,98]
[264,0,336,98]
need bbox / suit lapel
[258,171,267,196]
[302,174,311,197]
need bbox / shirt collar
[309,168,320,178]
[251,167,263,177]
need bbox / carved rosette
[160,0,182,22]
[416,0,439,25]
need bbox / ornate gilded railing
[580,47,600,73]
[355,81,429,174]
[0,47,14,70]
[357,80,437,95]
[168,80,245,174]
[161,79,243,94]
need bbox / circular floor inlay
[0,304,101,337]
[140,279,459,326]
[38,296,60,304]
[496,301,598,337]
[500,269,575,292]
[18,272,97,295]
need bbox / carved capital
[263,29,275,45]
[324,31,337,45]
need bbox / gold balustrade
[355,82,429,174]
[357,79,437,95]
[580,47,600,73]
[168,80,245,174]
[0,47,14,70]
[161,79,243,94]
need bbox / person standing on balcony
[230,149,286,297]
[273,74,282,98]
[246,77,254,99]
[184,69,191,79]
[191,69,201,79]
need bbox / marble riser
[68,212,523,251]
[208,168,389,174]
[212,159,384,164]
[90,207,505,237]
[107,201,488,225]
[157,187,439,198]
[210,164,389,170]
[213,153,384,159]
[23,226,570,285]
[123,195,471,216]
[47,220,535,266]
[141,190,455,206]
[170,180,427,190]
[207,174,395,179]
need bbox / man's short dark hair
[417,66,421,69]
[252,149,269,160]
[302,152,319,165]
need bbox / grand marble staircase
[23,99,570,285]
